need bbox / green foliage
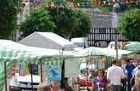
[98,5,112,12]
[72,8,91,38]
[43,0,68,8]
[48,7,91,39]
[48,7,76,38]
[118,9,140,41]
[119,3,136,12]
[45,0,91,39]
[0,0,20,39]
[97,3,136,12]
[21,0,91,39]
[20,6,56,37]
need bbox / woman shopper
[92,69,107,91]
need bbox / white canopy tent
[65,47,132,78]
[124,41,140,52]
[76,47,133,59]
[19,32,74,51]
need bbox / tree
[43,7,91,39]
[20,6,56,37]
[46,0,91,39]
[48,7,77,38]
[47,7,91,39]
[0,0,20,39]
[21,0,91,39]
[118,9,140,41]
[72,8,91,38]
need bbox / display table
[17,75,41,90]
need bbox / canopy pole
[86,57,89,91]
[61,47,64,89]
[115,30,118,61]
[40,60,43,82]
[4,61,7,91]
[30,64,33,91]
[61,58,65,89]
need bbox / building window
[99,28,106,33]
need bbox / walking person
[125,59,135,91]
[131,70,140,91]
[107,60,125,91]
[117,61,127,91]
[132,65,140,78]
[129,65,140,88]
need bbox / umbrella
[124,42,140,52]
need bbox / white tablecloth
[17,74,41,83]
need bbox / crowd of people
[8,59,140,91]
[75,59,140,91]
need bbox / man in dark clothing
[125,59,135,91]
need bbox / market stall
[76,47,132,59]
[124,42,140,52]
[0,39,75,91]
[123,41,140,63]
[64,47,133,90]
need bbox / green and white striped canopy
[0,39,75,62]
[0,39,75,90]
[124,42,140,52]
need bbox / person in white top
[107,60,125,91]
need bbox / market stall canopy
[0,39,75,90]
[103,48,133,59]
[124,42,140,52]
[76,47,132,59]
[0,39,75,62]
[19,32,74,51]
